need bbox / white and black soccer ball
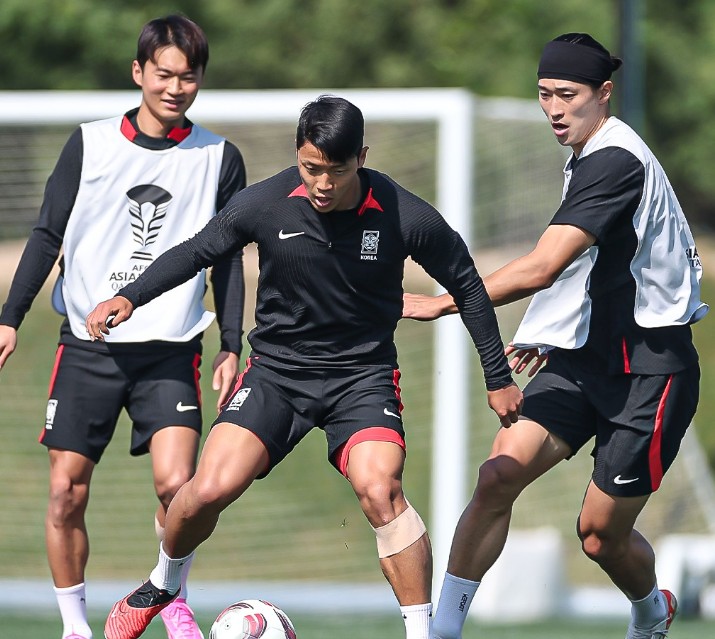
[209,599,297,639]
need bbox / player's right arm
[0,128,82,369]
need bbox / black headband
[537,40,621,85]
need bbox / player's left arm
[400,194,522,426]
[210,141,247,408]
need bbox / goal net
[0,89,712,618]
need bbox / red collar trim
[167,125,192,143]
[288,184,384,216]
[119,114,192,143]
[120,115,137,142]
[357,188,384,216]
[288,184,309,198]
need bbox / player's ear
[131,60,144,88]
[357,146,369,168]
[598,81,613,104]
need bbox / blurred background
[1,0,714,636]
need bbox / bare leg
[162,422,269,558]
[431,419,570,639]
[578,481,655,599]
[46,449,95,587]
[149,426,200,530]
[447,419,571,580]
[346,440,432,604]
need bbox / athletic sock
[432,572,480,639]
[154,516,194,599]
[629,585,667,628]
[149,543,193,595]
[54,582,93,639]
[399,602,432,639]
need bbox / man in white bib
[404,32,707,639]
[0,15,246,639]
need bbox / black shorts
[521,352,700,497]
[215,354,406,476]
[39,343,203,463]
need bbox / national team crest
[126,184,172,261]
[361,230,380,256]
[226,388,252,411]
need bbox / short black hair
[136,15,209,72]
[296,95,365,163]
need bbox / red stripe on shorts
[192,353,202,406]
[649,374,673,491]
[219,356,253,412]
[393,368,403,411]
[335,427,406,478]
[621,336,631,374]
[39,345,64,443]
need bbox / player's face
[297,142,368,213]
[538,78,612,156]
[132,45,203,137]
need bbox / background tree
[0,0,712,228]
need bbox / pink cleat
[160,598,205,639]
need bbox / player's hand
[85,296,134,341]
[402,292,456,321]
[505,343,548,377]
[0,324,18,370]
[486,382,523,429]
[212,350,239,411]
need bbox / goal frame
[0,87,477,596]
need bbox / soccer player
[85,94,523,639]
[402,33,708,639]
[0,15,246,639]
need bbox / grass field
[1,240,714,637]
[2,610,714,638]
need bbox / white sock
[149,543,193,595]
[399,602,432,639]
[154,516,192,600]
[432,573,480,639]
[54,582,92,639]
[630,585,667,628]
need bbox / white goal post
[0,87,485,594]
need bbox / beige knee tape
[373,501,427,558]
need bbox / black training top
[552,145,698,374]
[118,166,514,390]
[0,108,247,354]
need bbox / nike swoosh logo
[278,230,305,240]
[384,408,401,419]
[614,475,639,485]
[176,402,198,412]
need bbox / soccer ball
[209,599,297,639]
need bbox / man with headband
[403,33,707,639]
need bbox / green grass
[0,242,714,613]
[1,610,714,639]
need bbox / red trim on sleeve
[621,336,631,374]
[649,374,673,491]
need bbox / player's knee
[155,468,194,507]
[47,475,89,524]
[579,527,627,565]
[474,457,525,504]
[372,500,427,558]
